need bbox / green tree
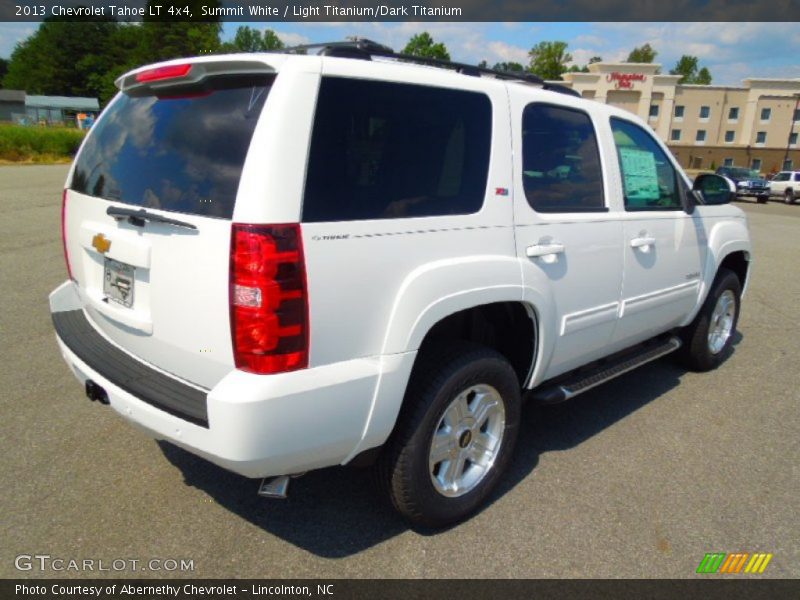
[588,56,603,65]
[493,61,524,72]
[0,58,8,86]
[527,41,572,80]
[477,60,488,69]
[627,43,657,63]
[136,1,222,64]
[2,17,126,101]
[402,32,450,60]
[670,55,713,84]
[220,26,284,53]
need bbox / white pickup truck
[49,41,752,527]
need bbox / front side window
[303,78,491,222]
[521,103,605,212]
[611,117,682,211]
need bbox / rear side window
[522,103,605,212]
[71,75,273,219]
[302,77,492,222]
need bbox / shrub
[0,124,86,162]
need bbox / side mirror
[693,173,736,205]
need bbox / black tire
[786,189,796,205]
[377,343,521,528]
[678,269,742,372]
[756,194,768,204]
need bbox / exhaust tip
[258,475,290,499]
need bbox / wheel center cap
[458,430,472,448]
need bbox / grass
[0,124,86,163]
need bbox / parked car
[49,40,752,527]
[715,166,770,203]
[767,171,800,204]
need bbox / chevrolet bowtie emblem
[92,233,111,254]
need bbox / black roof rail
[277,38,581,98]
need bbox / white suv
[768,170,799,203]
[50,41,752,527]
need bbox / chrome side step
[530,336,682,405]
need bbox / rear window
[70,74,273,219]
[302,77,492,222]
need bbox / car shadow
[157,334,743,557]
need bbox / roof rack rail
[277,37,581,98]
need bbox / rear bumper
[49,281,414,478]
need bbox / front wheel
[678,269,742,372]
[378,343,521,528]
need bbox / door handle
[526,243,565,258]
[630,236,656,249]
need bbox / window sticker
[619,147,660,203]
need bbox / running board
[529,336,682,405]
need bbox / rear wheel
[678,269,741,372]
[785,189,796,205]
[378,343,521,527]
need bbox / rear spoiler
[116,59,276,94]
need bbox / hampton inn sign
[607,72,647,89]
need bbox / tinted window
[71,75,272,219]
[611,118,682,211]
[521,104,604,212]
[302,78,491,222]
[794,173,800,182]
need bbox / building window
[674,105,684,119]
[724,130,735,143]
[649,104,659,118]
[783,159,794,171]
[751,158,762,171]
[699,106,710,119]
[728,107,739,120]
[791,132,798,146]
[696,129,707,142]
[794,108,800,122]
[760,107,771,121]
[671,129,681,141]
[723,158,734,166]
[755,131,767,144]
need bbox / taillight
[135,63,192,83]
[230,224,309,374]
[61,189,74,281]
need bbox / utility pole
[783,93,800,170]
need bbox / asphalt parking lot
[1,164,798,579]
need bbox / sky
[1,22,799,86]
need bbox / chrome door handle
[526,243,565,258]
[630,236,656,249]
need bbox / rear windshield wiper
[106,206,197,230]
